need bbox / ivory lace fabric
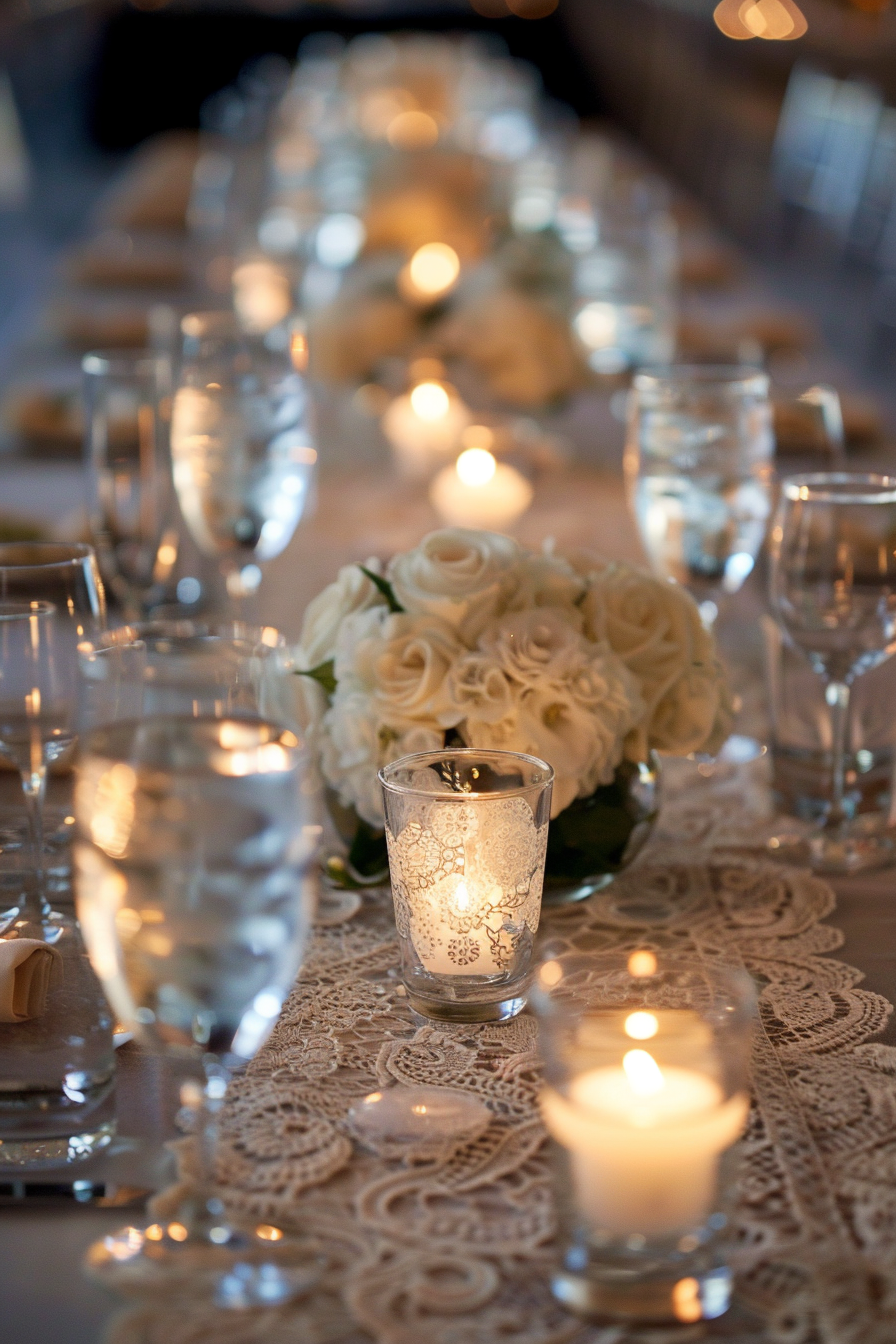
[111,758,896,1344]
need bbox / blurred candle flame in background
[713,0,808,39]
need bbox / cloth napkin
[0,938,62,1022]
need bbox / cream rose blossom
[387,529,522,642]
[299,558,386,668]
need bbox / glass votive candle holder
[532,950,757,1326]
[379,748,553,1023]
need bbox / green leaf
[347,817,390,880]
[358,565,404,613]
[295,660,337,696]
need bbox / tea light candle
[541,1044,749,1236]
[409,874,507,976]
[429,447,533,529]
[382,381,471,479]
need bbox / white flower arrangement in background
[291,529,731,829]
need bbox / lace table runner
[111,760,896,1344]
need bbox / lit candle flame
[627,950,657,978]
[622,1049,665,1097]
[410,381,450,421]
[624,1011,659,1041]
[407,243,460,299]
[456,448,497,488]
[455,880,471,911]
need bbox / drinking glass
[0,544,105,918]
[624,365,775,629]
[78,620,286,730]
[74,715,320,1302]
[83,350,176,617]
[379,748,553,1023]
[532,950,755,1326]
[0,604,115,1165]
[170,312,316,611]
[769,473,896,871]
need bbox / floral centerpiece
[291,529,731,899]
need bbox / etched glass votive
[532,951,757,1326]
[379,749,553,1023]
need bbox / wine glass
[74,714,321,1302]
[170,312,316,612]
[79,619,286,730]
[769,473,896,872]
[0,544,105,919]
[0,603,116,1165]
[82,350,176,618]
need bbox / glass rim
[633,363,768,392]
[781,472,896,504]
[0,600,55,621]
[0,542,96,571]
[80,713,303,770]
[530,951,758,1023]
[82,349,165,377]
[378,747,554,799]
[87,619,285,652]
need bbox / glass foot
[348,1085,491,1157]
[768,816,896,873]
[0,1118,116,1168]
[552,1258,732,1326]
[84,1220,324,1305]
[406,989,527,1022]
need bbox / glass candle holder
[532,950,756,1326]
[379,749,553,1023]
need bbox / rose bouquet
[291,529,731,895]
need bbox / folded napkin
[0,937,62,1023]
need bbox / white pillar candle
[429,448,533,529]
[541,1050,749,1237]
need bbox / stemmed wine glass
[769,473,896,871]
[170,312,316,612]
[82,350,176,618]
[74,714,321,1302]
[0,544,105,921]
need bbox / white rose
[320,689,441,827]
[299,558,386,668]
[387,528,522,643]
[335,607,464,728]
[446,651,514,727]
[481,607,592,688]
[581,562,729,758]
[506,549,585,627]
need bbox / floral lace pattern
[385,795,547,973]
[112,757,896,1344]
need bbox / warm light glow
[411,1104,429,1116]
[628,950,658,978]
[539,960,563,988]
[456,448,497,488]
[454,880,471,911]
[387,110,440,150]
[410,381,450,421]
[574,301,619,350]
[672,1277,703,1324]
[462,425,495,452]
[290,328,309,372]
[625,1011,659,1041]
[155,542,177,567]
[365,1092,383,1104]
[167,1223,189,1243]
[713,0,806,38]
[90,763,137,859]
[232,261,292,334]
[255,1224,284,1242]
[622,1049,665,1097]
[407,243,460,298]
[144,1224,164,1242]
[360,87,416,139]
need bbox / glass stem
[824,680,852,831]
[180,1059,232,1241]
[19,761,50,931]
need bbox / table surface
[1,457,895,1344]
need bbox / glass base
[348,1086,491,1155]
[552,1256,732,1325]
[406,989,527,1022]
[0,1117,115,1169]
[768,815,896,873]
[84,1220,324,1306]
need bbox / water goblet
[82,350,176,618]
[0,602,115,1165]
[769,473,896,871]
[74,714,321,1302]
[170,311,316,613]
